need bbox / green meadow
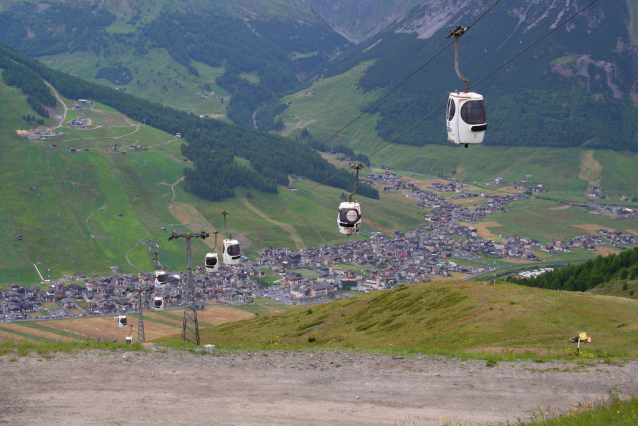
[156,279,638,358]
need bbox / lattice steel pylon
[137,294,146,342]
[168,227,209,345]
[126,285,152,343]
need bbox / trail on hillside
[125,234,149,273]
[85,202,107,238]
[158,176,185,204]
[241,198,306,250]
[44,81,68,129]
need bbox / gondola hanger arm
[348,163,365,203]
[446,24,470,93]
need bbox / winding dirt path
[85,202,107,224]
[44,81,68,129]
[124,234,149,273]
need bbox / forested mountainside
[507,247,638,292]
[287,0,425,43]
[2,0,638,152]
[325,0,638,151]
[0,0,351,129]
[0,43,378,202]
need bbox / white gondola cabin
[337,201,362,235]
[205,252,219,272]
[153,297,164,311]
[446,92,486,147]
[154,270,167,289]
[118,315,127,329]
[222,239,241,265]
[124,336,133,344]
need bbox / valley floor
[1,348,637,425]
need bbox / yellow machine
[570,332,591,343]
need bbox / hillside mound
[156,280,638,354]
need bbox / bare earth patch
[592,246,621,256]
[550,205,571,210]
[0,324,71,343]
[364,219,394,235]
[578,150,602,186]
[626,229,638,236]
[1,349,637,426]
[500,258,535,264]
[572,224,611,233]
[459,221,503,241]
[196,306,255,325]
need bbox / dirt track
[1,348,637,425]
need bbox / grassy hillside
[0,72,427,287]
[41,50,233,119]
[277,63,638,202]
[156,280,638,357]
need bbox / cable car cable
[225,0,601,229]
[204,0,506,226]
[228,107,444,229]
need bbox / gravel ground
[1,348,637,425]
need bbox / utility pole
[168,226,209,345]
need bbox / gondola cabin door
[446,92,486,147]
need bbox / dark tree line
[507,247,638,292]
[0,54,54,117]
[95,65,132,85]
[298,128,372,168]
[0,42,377,202]
[0,3,115,57]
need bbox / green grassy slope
[155,279,638,356]
[0,73,428,287]
[0,76,210,285]
[42,51,231,118]
[277,63,638,202]
[489,199,638,243]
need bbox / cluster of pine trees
[0,54,53,117]
[507,247,638,292]
[0,42,378,203]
